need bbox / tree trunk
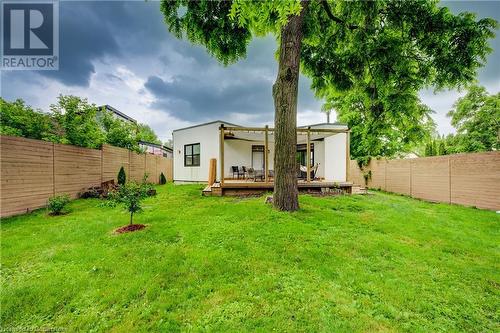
[130,212,133,225]
[272,2,307,211]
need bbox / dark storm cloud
[3,0,497,134]
[40,1,168,86]
[144,73,275,121]
[144,35,321,124]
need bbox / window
[252,145,265,170]
[184,143,200,167]
[296,143,314,166]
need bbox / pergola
[219,124,350,185]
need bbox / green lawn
[1,185,499,332]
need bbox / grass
[1,184,499,332]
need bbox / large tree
[160,0,496,211]
[326,89,437,159]
[50,95,105,149]
[447,85,500,152]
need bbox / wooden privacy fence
[349,151,500,210]
[0,135,173,217]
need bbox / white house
[172,120,350,185]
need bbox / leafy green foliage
[100,110,139,151]
[50,95,105,149]
[108,182,148,225]
[160,0,253,65]
[47,194,70,215]
[1,96,162,152]
[447,85,500,152]
[160,172,167,185]
[160,0,496,162]
[137,124,161,144]
[421,86,499,157]
[332,89,436,158]
[117,166,126,186]
[2,185,499,331]
[0,98,59,141]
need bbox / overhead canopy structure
[219,124,350,184]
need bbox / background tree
[0,98,58,141]
[160,0,495,211]
[447,85,499,152]
[101,111,140,151]
[329,89,437,158]
[320,101,334,124]
[50,95,105,149]
[2,96,163,153]
[137,124,161,144]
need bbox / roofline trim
[172,120,241,133]
[298,122,348,128]
[99,104,137,123]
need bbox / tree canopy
[447,85,499,152]
[160,0,496,210]
[0,96,161,152]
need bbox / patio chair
[241,166,248,179]
[247,167,256,181]
[311,164,319,180]
[231,166,244,179]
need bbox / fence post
[52,142,56,196]
[409,159,413,197]
[100,147,103,185]
[384,159,387,191]
[448,155,452,204]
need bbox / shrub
[142,173,156,196]
[47,194,70,215]
[108,182,148,225]
[117,166,126,185]
[159,172,167,185]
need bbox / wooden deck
[203,179,353,196]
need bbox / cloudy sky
[1,0,499,142]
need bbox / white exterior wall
[224,140,275,177]
[173,121,348,183]
[323,133,347,182]
[173,122,222,182]
[313,141,325,178]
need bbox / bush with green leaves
[117,166,126,186]
[47,194,70,215]
[108,182,148,225]
[159,172,167,185]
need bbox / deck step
[352,185,367,195]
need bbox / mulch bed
[114,224,146,234]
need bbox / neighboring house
[172,120,349,183]
[139,140,173,158]
[98,105,137,124]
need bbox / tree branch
[320,0,358,30]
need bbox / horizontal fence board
[386,159,411,195]
[348,151,500,210]
[411,156,450,203]
[450,152,500,210]
[1,136,173,218]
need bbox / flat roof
[172,120,241,133]
[99,105,137,123]
[298,122,348,128]
[173,120,348,133]
[138,140,173,152]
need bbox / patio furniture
[231,166,244,179]
[241,166,248,179]
[247,167,255,181]
[254,170,265,182]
